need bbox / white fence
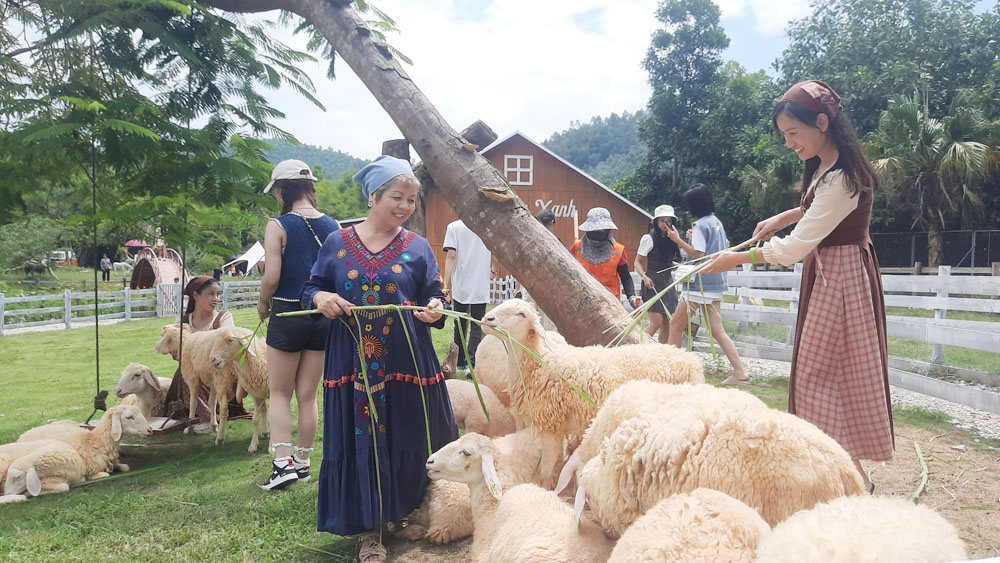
[0,288,158,335]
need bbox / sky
[261,0,814,160]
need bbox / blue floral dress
[301,226,458,536]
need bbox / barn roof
[482,130,652,220]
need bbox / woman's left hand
[415,297,444,324]
[699,251,747,274]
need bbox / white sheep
[608,488,771,563]
[391,427,565,544]
[114,363,173,419]
[425,432,613,563]
[445,379,516,437]
[208,326,269,453]
[754,495,967,563]
[18,404,152,479]
[481,298,704,441]
[154,324,223,432]
[0,440,88,502]
[474,331,566,407]
[556,381,768,494]
[578,406,865,536]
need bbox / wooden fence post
[64,289,72,329]
[931,265,950,365]
[786,263,803,346]
[0,292,5,337]
[221,281,229,310]
[124,287,132,321]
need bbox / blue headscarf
[353,155,415,199]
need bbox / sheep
[391,426,565,544]
[154,324,223,432]
[608,488,771,563]
[0,440,88,502]
[481,298,704,441]
[577,406,864,537]
[556,381,768,494]
[754,495,966,563]
[445,379,516,437]
[208,326,269,453]
[425,432,613,563]
[18,404,152,479]
[474,331,567,408]
[114,363,173,419]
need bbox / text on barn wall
[534,199,577,218]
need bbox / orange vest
[570,240,625,298]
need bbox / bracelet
[258,297,271,305]
[748,248,758,264]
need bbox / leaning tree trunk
[204,0,636,345]
[927,222,943,269]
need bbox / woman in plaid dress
[703,80,892,492]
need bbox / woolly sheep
[18,404,152,479]
[579,406,864,536]
[474,331,566,407]
[209,326,269,453]
[608,488,770,563]
[391,427,564,544]
[114,363,173,419]
[425,432,613,563]
[755,495,966,563]
[445,379,516,437]
[0,440,87,502]
[481,299,704,440]
[154,324,223,432]
[556,381,768,494]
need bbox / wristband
[258,297,271,305]
[748,248,758,264]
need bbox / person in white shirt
[443,220,493,369]
[634,205,681,342]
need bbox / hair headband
[780,80,842,119]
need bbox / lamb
[209,326,269,453]
[577,406,864,536]
[445,379,516,437]
[754,495,966,563]
[18,404,152,479]
[391,427,564,544]
[608,488,771,563]
[0,440,88,503]
[154,324,223,432]
[425,432,613,563]
[474,331,567,407]
[556,380,768,494]
[481,298,704,440]
[114,363,173,419]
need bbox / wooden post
[0,292,5,337]
[786,263,803,346]
[64,289,72,329]
[931,265,950,365]
[221,281,229,310]
[992,262,1000,276]
[124,287,132,321]
[738,263,751,329]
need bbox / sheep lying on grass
[18,404,152,479]
[579,405,864,536]
[481,298,704,440]
[426,432,613,563]
[114,363,173,419]
[0,440,87,503]
[474,331,566,407]
[557,381,767,494]
[391,427,564,544]
[209,326,269,453]
[154,324,223,432]
[608,488,770,563]
[755,495,966,563]
[445,379,516,437]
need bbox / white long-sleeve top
[761,170,859,266]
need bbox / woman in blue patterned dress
[301,156,458,563]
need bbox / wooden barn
[423,131,652,279]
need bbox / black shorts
[266,300,330,353]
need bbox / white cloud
[715,0,812,37]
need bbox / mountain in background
[263,138,368,180]
[543,111,646,185]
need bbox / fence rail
[0,288,158,336]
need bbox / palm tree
[866,91,997,267]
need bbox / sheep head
[481,299,546,347]
[209,327,256,368]
[4,465,41,497]
[426,433,503,499]
[115,363,159,398]
[153,324,189,359]
[104,405,152,440]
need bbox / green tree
[866,91,998,266]
[315,170,368,221]
[0,216,67,271]
[543,111,647,184]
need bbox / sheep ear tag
[111,414,123,441]
[481,454,503,500]
[574,485,588,523]
[26,467,42,497]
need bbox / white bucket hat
[263,159,318,193]
[654,205,676,220]
[579,207,618,231]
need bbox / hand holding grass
[314,291,354,319]
[414,298,444,324]
[699,251,750,274]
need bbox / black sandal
[868,482,876,495]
